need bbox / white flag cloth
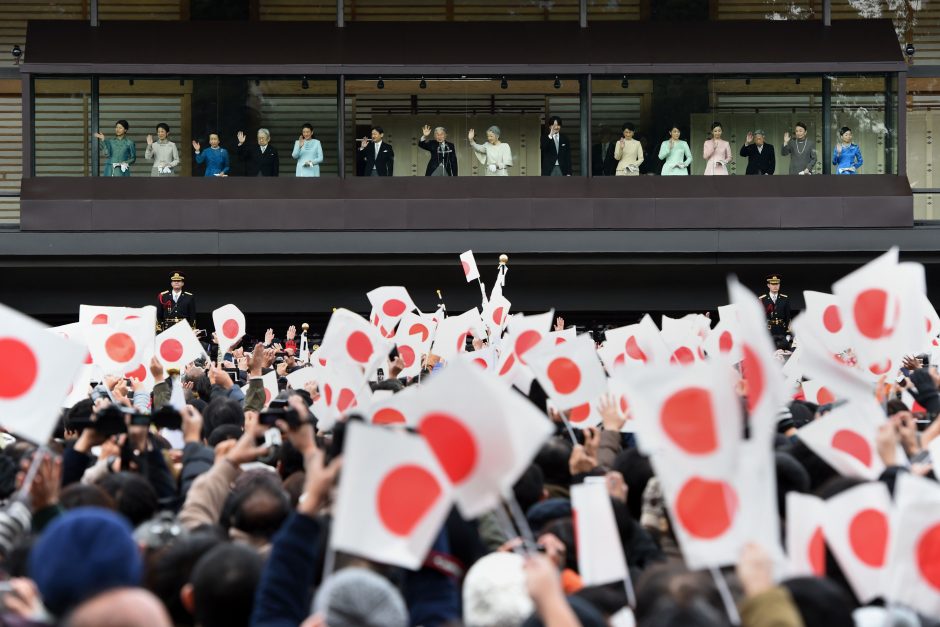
[800,379,837,407]
[526,334,607,411]
[156,320,207,369]
[459,346,497,373]
[331,422,453,570]
[285,365,317,391]
[790,314,872,399]
[310,363,369,431]
[785,492,827,578]
[212,304,246,355]
[240,371,279,409]
[802,291,852,355]
[460,250,481,282]
[362,385,419,426]
[495,310,555,385]
[394,312,435,378]
[169,376,186,411]
[85,312,156,376]
[367,286,416,336]
[885,474,940,616]
[481,294,511,338]
[320,308,394,378]
[79,304,154,329]
[571,481,629,586]
[430,308,484,362]
[702,319,742,364]
[822,481,892,603]
[0,303,87,443]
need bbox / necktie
[554,134,559,153]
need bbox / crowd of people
[0,261,934,627]
[93,117,864,178]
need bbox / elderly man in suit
[540,116,572,176]
[418,125,458,176]
[235,128,279,176]
[739,129,775,175]
[358,126,395,176]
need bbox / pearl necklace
[794,138,807,154]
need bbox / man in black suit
[358,126,395,176]
[157,271,197,329]
[591,130,616,176]
[418,124,458,176]
[236,128,279,176]
[540,116,572,176]
[739,129,775,175]
[758,273,791,344]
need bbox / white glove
[488,164,497,173]
[160,166,172,174]
[120,163,128,172]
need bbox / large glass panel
[344,0,580,22]
[907,78,940,220]
[257,0,336,20]
[344,77,580,176]
[590,78,652,175]
[35,78,92,176]
[97,0,185,20]
[831,75,891,175]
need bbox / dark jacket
[739,142,776,175]
[157,290,196,327]
[540,133,572,176]
[418,139,458,176]
[358,140,395,176]
[592,141,616,176]
[237,143,280,177]
[759,293,791,336]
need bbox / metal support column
[91,76,100,177]
[884,73,895,175]
[91,0,98,26]
[898,71,907,178]
[823,0,830,26]
[581,74,591,176]
[338,75,345,178]
[337,0,344,27]
[579,0,587,27]
[22,74,33,178]
[822,75,831,175]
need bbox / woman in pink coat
[703,121,732,175]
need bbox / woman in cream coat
[468,126,512,176]
[614,122,643,176]
[703,121,732,175]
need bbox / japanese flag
[526,334,607,411]
[482,294,511,338]
[460,346,497,373]
[320,308,394,377]
[547,397,603,428]
[702,319,742,364]
[430,308,484,361]
[797,399,886,480]
[241,370,279,409]
[331,422,453,570]
[213,304,246,354]
[571,481,629,586]
[311,363,369,430]
[832,247,925,377]
[548,327,577,346]
[786,492,827,578]
[919,292,940,349]
[717,304,739,323]
[62,365,94,409]
[363,385,419,426]
[394,311,434,378]
[85,313,156,376]
[156,320,207,369]
[496,310,554,375]
[0,303,87,443]
[460,250,480,282]
[803,291,852,355]
[885,473,940,616]
[606,377,635,432]
[790,315,872,399]
[79,304,151,329]
[368,286,416,336]
[800,379,838,406]
[285,365,318,391]
[822,481,892,603]
[50,322,93,370]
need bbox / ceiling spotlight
[745,78,751,85]
[795,77,801,85]
[419,77,427,89]
[906,42,916,57]
[621,75,629,89]
[500,76,508,89]
[377,77,384,89]
[301,76,309,90]
[553,76,561,89]
[11,45,22,65]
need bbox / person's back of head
[184,543,262,627]
[534,438,573,492]
[639,599,730,627]
[203,397,244,436]
[635,563,725,626]
[64,587,172,627]
[782,576,856,627]
[513,464,546,514]
[207,424,243,447]
[95,472,159,527]
[221,471,291,541]
[60,483,116,511]
[612,448,653,521]
[147,532,223,626]
[314,567,409,627]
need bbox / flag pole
[710,567,741,626]
[504,490,538,551]
[493,503,527,556]
[16,446,48,501]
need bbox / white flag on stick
[213,304,246,355]
[460,250,481,282]
[156,320,207,370]
[885,474,940,617]
[571,481,629,586]
[785,492,827,578]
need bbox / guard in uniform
[759,274,791,345]
[157,272,196,329]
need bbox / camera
[11,45,21,60]
[905,43,916,58]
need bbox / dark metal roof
[22,18,905,75]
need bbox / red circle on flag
[568,402,592,424]
[0,338,39,399]
[383,299,407,317]
[625,336,647,362]
[338,388,357,412]
[323,383,333,406]
[849,509,889,567]
[346,331,374,363]
[719,331,734,353]
[378,464,442,536]
[670,347,695,365]
[419,412,478,484]
[809,527,826,576]
[125,364,146,382]
[409,324,429,342]
[619,395,629,414]
[399,345,416,367]
[515,330,542,364]
[456,332,469,353]
[373,408,407,425]
[660,387,717,455]
[498,353,516,376]
[263,388,272,405]
[831,430,872,468]
[461,260,471,276]
[741,344,765,413]
[555,337,567,345]
[928,317,934,335]
[868,360,892,375]
[823,305,843,334]
[105,332,136,363]
[492,307,505,326]
[853,289,894,340]
[92,313,109,325]
[613,354,625,368]
[675,477,738,539]
[916,523,940,591]
[473,358,488,369]
[222,318,240,339]
[160,338,184,363]
[547,357,581,395]
[815,386,835,406]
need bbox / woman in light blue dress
[832,126,863,175]
[292,123,324,177]
[658,125,692,175]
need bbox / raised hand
[298,135,305,147]
[264,328,275,346]
[146,134,154,145]
[468,129,475,142]
[360,137,370,148]
[422,124,432,137]
[237,130,246,145]
[783,131,791,144]
[286,325,296,341]
[94,131,105,141]
[554,316,565,332]
[192,140,201,152]
[745,131,754,144]
[836,143,843,154]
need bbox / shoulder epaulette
[160,290,169,294]
[780,293,788,298]
[184,291,193,295]
[759,294,768,299]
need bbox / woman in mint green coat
[658,125,692,175]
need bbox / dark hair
[512,464,545,514]
[96,473,159,527]
[371,125,384,135]
[301,123,313,133]
[885,398,909,415]
[547,115,563,127]
[147,533,223,626]
[277,438,305,480]
[187,374,211,403]
[781,577,856,627]
[775,452,810,521]
[208,424,243,448]
[221,472,291,540]
[207,131,221,142]
[622,122,636,133]
[612,448,654,522]
[60,483,116,511]
[795,121,807,131]
[668,124,681,134]
[115,119,129,131]
[710,121,722,132]
[189,543,262,627]
[155,123,170,134]
[635,564,726,626]
[839,126,852,137]
[203,398,245,437]
[534,438,573,489]
[541,517,577,571]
